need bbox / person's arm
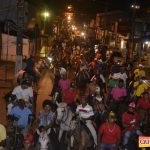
[100,74,106,83]
[29,87,34,102]
[122,114,132,128]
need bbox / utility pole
[15,0,25,73]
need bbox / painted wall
[1,34,29,61]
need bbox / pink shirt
[58,79,70,92]
[111,87,127,101]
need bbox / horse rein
[59,106,74,129]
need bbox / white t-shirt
[59,67,67,76]
[120,73,128,83]
[12,85,33,102]
[76,104,94,119]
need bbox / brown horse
[72,120,94,150]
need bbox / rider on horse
[76,92,97,147]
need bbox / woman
[98,111,121,150]
[93,86,103,104]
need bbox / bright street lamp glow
[43,11,50,18]
[48,57,52,62]
[131,4,140,10]
[81,32,85,36]
[67,16,71,20]
[145,41,149,44]
[67,5,72,10]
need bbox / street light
[131,4,140,10]
[67,5,72,10]
[42,10,50,34]
[67,15,71,21]
[81,32,85,36]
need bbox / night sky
[28,0,150,18]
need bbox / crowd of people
[49,43,150,150]
[0,41,150,150]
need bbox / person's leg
[123,131,131,146]
[33,131,39,146]
[136,130,142,136]
[86,120,97,145]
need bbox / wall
[1,34,29,61]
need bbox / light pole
[131,3,140,60]
[42,10,50,34]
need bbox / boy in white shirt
[76,94,97,146]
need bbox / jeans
[100,143,117,150]
[123,130,142,146]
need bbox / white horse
[36,128,52,150]
[56,102,94,150]
[56,102,76,148]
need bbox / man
[58,65,67,77]
[0,124,6,150]
[122,102,142,149]
[134,64,145,79]
[137,92,150,111]
[12,80,34,108]
[133,78,148,100]
[98,111,121,150]
[111,79,127,102]
[9,99,32,135]
[76,93,97,147]
[25,55,35,73]
[120,68,128,87]
[63,82,78,104]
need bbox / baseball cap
[138,64,144,68]
[129,102,136,108]
[109,111,116,118]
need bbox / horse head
[56,102,68,124]
[37,128,51,150]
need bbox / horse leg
[58,129,64,142]
[79,131,86,150]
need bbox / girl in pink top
[58,74,70,92]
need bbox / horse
[56,102,94,150]
[75,68,90,89]
[36,127,52,150]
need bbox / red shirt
[122,112,139,131]
[137,98,150,110]
[99,123,121,144]
[63,88,77,104]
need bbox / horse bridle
[58,106,74,129]
[59,106,69,124]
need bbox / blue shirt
[10,106,32,127]
[39,110,54,127]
